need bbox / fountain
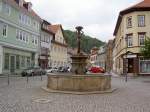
[45,26,113,94]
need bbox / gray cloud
[26,0,142,41]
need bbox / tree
[64,30,105,53]
[141,38,150,58]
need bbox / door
[10,56,15,73]
[128,58,134,73]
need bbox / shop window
[21,56,25,67]
[16,55,20,69]
[4,53,9,70]
[140,59,150,73]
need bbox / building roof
[6,0,41,21]
[48,24,68,45]
[48,24,61,34]
[113,0,150,36]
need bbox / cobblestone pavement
[0,75,150,112]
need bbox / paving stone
[0,76,150,112]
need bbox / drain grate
[32,98,52,104]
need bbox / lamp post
[125,36,128,82]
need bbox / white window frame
[139,58,150,74]
[2,24,7,37]
[138,33,145,46]
[126,35,133,47]
[138,15,145,27]
[32,35,38,45]
[16,29,20,40]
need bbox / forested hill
[64,30,105,53]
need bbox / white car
[46,67,54,73]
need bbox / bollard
[7,73,10,85]
[27,73,29,83]
[40,72,43,81]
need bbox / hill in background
[64,30,105,53]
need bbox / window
[16,55,20,69]
[16,29,20,39]
[4,53,9,70]
[126,34,133,47]
[138,33,145,46]
[138,15,145,27]
[32,35,38,45]
[2,24,7,37]
[23,32,26,41]
[21,56,25,67]
[16,29,29,43]
[19,31,23,40]
[127,16,132,28]
[26,34,29,43]
[27,57,30,67]
[140,59,150,73]
[2,2,11,15]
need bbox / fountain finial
[76,26,83,54]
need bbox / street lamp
[125,36,128,82]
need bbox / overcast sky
[26,0,142,42]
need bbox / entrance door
[128,58,134,73]
[10,56,15,73]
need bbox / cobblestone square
[0,76,150,112]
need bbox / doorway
[128,58,134,73]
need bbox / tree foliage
[64,30,105,53]
[141,38,150,58]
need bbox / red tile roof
[48,24,61,34]
[114,0,150,36]
[48,24,68,46]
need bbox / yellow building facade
[113,0,150,75]
[49,25,68,67]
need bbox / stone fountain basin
[46,73,112,93]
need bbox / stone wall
[47,74,111,92]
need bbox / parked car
[88,66,105,73]
[21,67,46,77]
[58,66,70,72]
[46,67,54,73]
[53,67,58,72]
